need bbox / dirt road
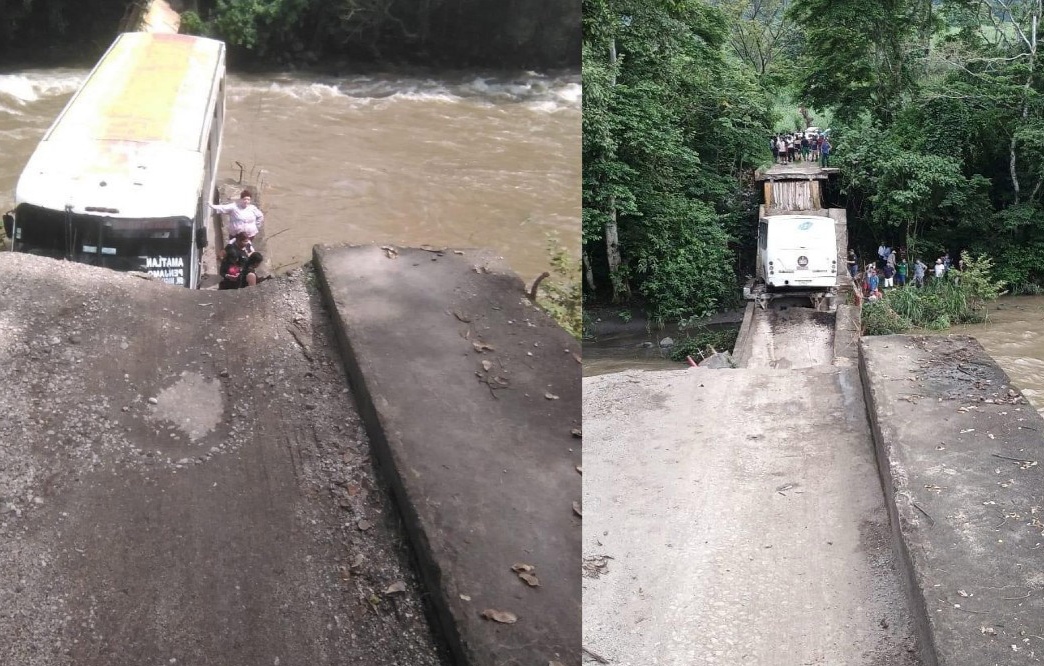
[0,253,445,665]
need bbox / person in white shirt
[934,258,945,279]
[209,190,264,243]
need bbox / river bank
[583,304,745,376]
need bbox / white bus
[757,214,838,290]
[3,32,226,287]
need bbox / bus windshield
[12,204,195,285]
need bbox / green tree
[717,0,801,86]
[789,0,936,123]
[582,0,771,319]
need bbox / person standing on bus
[209,190,264,244]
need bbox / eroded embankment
[0,252,444,666]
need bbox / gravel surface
[0,252,446,665]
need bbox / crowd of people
[846,244,962,301]
[770,131,832,167]
[209,189,266,290]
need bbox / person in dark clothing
[846,249,858,278]
[820,138,832,167]
[219,231,262,289]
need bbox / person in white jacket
[209,190,264,243]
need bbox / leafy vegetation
[535,237,583,340]
[0,0,578,68]
[667,326,740,362]
[584,0,1044,321]
[582,0,772,321]
[862,252,1005,334]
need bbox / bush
[534,237,582,340]
[178,11,208,36]
[668,326,739,362]
[862,300,913,335]
[861,252,1003,335]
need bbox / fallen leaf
[473,341,495,353]
[481,360,493,372]
[453,250,465,255]
[350,554,365,570]
[459,594,471,602]
[452,310,472,323]
[545,392,560,400]
[518,572,540,587]
[385,581,407,595]
[582,555,612,578]
[576,466,582,474]
[481,609,518,624]
[571,428,582,438]
[572,501,582,518]
[511,563,535,573]
[357,519,372,531]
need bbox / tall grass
[862,253,1004,335]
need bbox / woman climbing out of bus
[209,189,264,248]
[218,231,262,289]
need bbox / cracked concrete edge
[732,302,757,368]
[311,246,465,666]
[858,337,940,666]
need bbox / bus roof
[15,32,225,219]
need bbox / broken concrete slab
[313,244,581,666]
[861,335,1044,665]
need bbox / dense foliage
[586,0,1044,319]
[797,0,1044,288]
[0,0,578,69]
[582,0,773,321]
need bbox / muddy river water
[585,296,1044,415]
[950,296,1044,413]
[0,68,579,280]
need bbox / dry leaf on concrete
[385,581,407,595]
[481,360,493,372]
[481,609,518,624]
[518,572,540,587]
[545,392,559,400]
[473,342,495,353]
[511,563,535,573]
[573,501,582,518]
